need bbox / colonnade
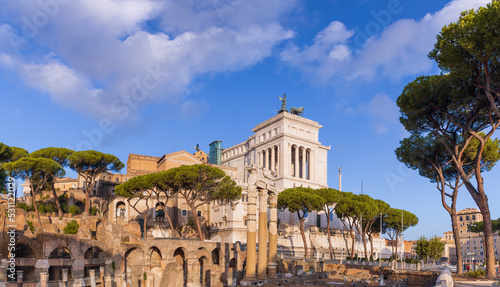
[291,144,312,180]
[244,184,278,281]
[258,144,314,180]
[259,145,280,176]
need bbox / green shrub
[60,203,69,213]
[63,220,79,234]
[58,194,68,203]
[464,268,486,277]
[89,207,99,216]
[26,221,34,232]
[17,202,34,211]
[68,205,80,215]
[38,204,46,213]
[45,203,57,213]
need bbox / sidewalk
[454,281,497,287]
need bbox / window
[480,251,484,256]
[63,185,65,189]
[181,210,187,217]
[115,178,119,182]
[494,239,497,243]
[197,211,202,217]
[460,216,463,221]
[73,184,76,188]
[466,215,469,220]
[472,215,476,220]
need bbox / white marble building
[209,111,389,259]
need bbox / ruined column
[89,269,97,287]
[100,265,105,287]
[257,189,269,279]
[40,272,48,287]
[244,188,258,281]
[105,275,114,287]
[268,192,278,278]
[62,269,69,287]
[16,270,23,284]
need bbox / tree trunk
[478,205,495,279]
[395,233,399,260]
[162,202,179,237]
[143,201,149,239]
[31,189,43,231]
[51,184,63,217]
[450,140,496,279]
[350,230,355,258]
[299,217,308,258]
[85,186,90,215]
[362,231,368,259]
[189,204,204,241]
[450,210,463,274]
[369,235,374,260]
[326,210,334,260]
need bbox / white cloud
[280,0,490,82]
[0,0,296,122]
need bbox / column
[270,146,275,175]
[310,149,314,181]
[62,269,69,287]
[100,266,105,287]
[294,145,298,177]
[89,269,97,287]
[268,193,278,278]
[257,190,269,279]
[276,145,280,176]
[305,149,311,179]
[259,151,262,167]
[301,147,306,179]
[244,189,257,281]
[16,270,23,284]
[262,150,266,169]
[105,275,114,287]
[40,272,48,287]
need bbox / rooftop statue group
[278,93,304,116]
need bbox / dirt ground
[246,266,438,287]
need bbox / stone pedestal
[257,190,268,279]
[267,193,278,278]
[417,262,421,271]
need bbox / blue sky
[0,0,498,240]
